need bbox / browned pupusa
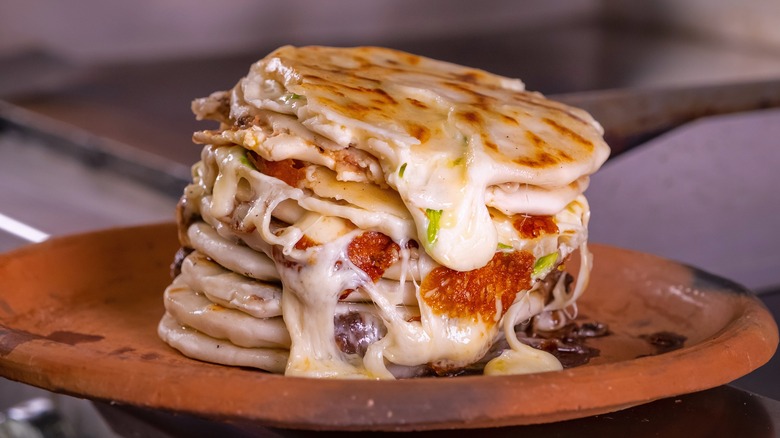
[159,45,609,379]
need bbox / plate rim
[0,223,777,431]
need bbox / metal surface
[554,78,780,156]
[0,100,190,198]
[0,50,84,99]
[94,386,780,437]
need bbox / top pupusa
[215,45,610,271]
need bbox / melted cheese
[484,345,563,376]
[162,46,610,379]
[220,45,609,271]
[178,143,590,378]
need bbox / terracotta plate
[0,223,776,431]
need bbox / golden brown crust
[420,250,535,322]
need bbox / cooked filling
[158,46,609,379]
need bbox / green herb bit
[281,93,302,103]
[425,209,443,244]
[398,162,408,178]
[497,242,513,250]
[532,252,558,277]
[239,155,257,170]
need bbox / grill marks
[406,98,429,109]
[310,82,437,143]
[451,71,486,84]
[542,117,594,152]
[407,124,431,142]
[282,47,604,166]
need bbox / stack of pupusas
[158,45,610,379]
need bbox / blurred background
[4,0,780,166]
[1,1,780,436]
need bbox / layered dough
[159,46,609,379]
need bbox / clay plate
[0,223,776,431]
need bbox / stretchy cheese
[160,46,609,379]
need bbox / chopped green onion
[281,93,302,103]
[532,252,558,277]
[425,209,443,244]
[239,155,256,170]
[398,162,408,178]
[497,242,513,250]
